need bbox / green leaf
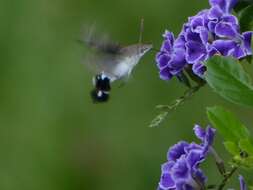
[239,139,253,155]
[207,106,250,142]
[244,55,252,64]
[234,1,249,13]
[238,5,253,31]
[205,56,253,107]
[234,0,253,13]
[238,156,253,168]
[224,141,240,155]
[207,106,253,168]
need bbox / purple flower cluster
[158,125,215,190]
[156,0,253,80]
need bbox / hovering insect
[80,19,152,103]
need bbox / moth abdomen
[91,73,111,103]
[90,89,110,103]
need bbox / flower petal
[239,175,246,190]
[190,16,205,32]
[169,49,186,71]
[162,161,175,173]
[209,0,237,13]
[222,15,238,25]
[156,53,171,69]
[193,169,207,185]
[215,22,238,38]
[171,156,190,180]
[212,39,237,56]
[194,125,206,141]
[159,67,173,80]
[185,30,201,42]
[185,41,207,63]
[192,62,206,77]
[231,45,246,59]
[168,141,189,161]
[204,127,216,148]
[208,20,218,32]
[208,6,223,20]
[159,172,175,189]
[176,183,194,190]
[242,31,253,55]
[163,30,175,44]
[186,149,204,168]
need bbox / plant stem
[156,85,203,110]
[150,84,204,127]
[217,167,238,190]
[210,147,226,176]
[207,185,216,189]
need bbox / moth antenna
[139,18,144,44]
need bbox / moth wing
[79,24,122,54]
[79,25,122,80]
[82,48,120,81]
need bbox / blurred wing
[79,25,122,79]
[82,47,119,81]
[79,25,121,54]
[82,51,101,73]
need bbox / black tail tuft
[90,73,111,103]
[90,89,110,103]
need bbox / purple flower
[156,31,187,80]
[239,175,247,190]
[209,0,238,13]
[156,0,253,80]
[158,125,216,190]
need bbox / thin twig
[207,185,216,189]
[139,18,144,44]
[217,167,238,190]
[149,84,204,127]
[210,147,226,176]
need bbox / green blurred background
[0,0,252,189]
